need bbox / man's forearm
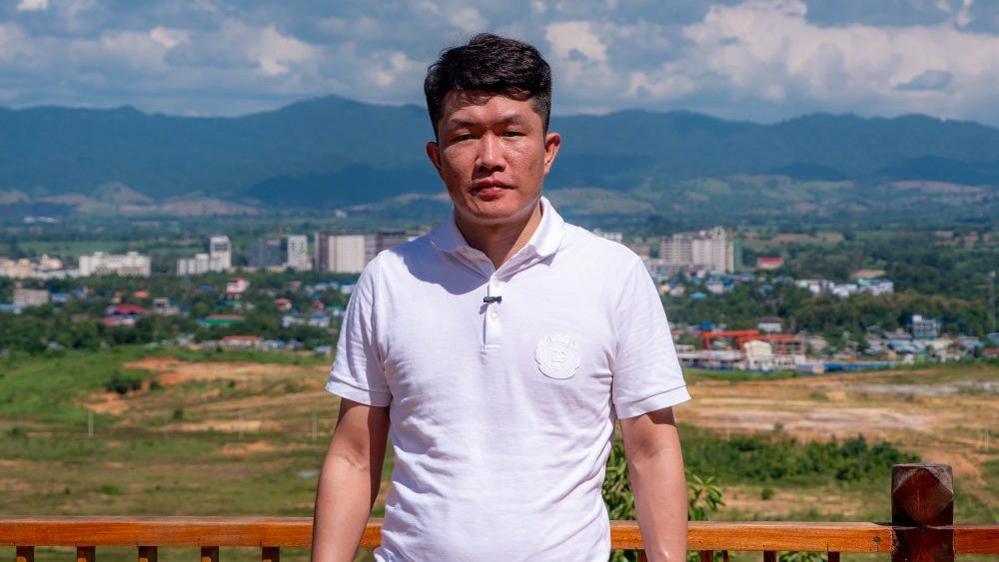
[311,400,389,562]
[629,445,688,562]
[621,408,689,562]
[311,451,379,562]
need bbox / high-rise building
[660,236,693,266]
[79,252,151,277]
[375,229,411,254]
[283,235,311,271]
[315,233,369,273]
[177,253,211,276]
[209,235,232,271]
[659,227,734,273]
[313,230,416,274]
[177,235,233,275]
[248,239,283,269]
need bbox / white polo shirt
[326,196,690,562]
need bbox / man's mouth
[470,181,513,195]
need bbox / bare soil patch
[123,357,323,386]
[680,365,998,509]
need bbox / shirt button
[489,308,498,319]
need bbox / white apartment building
[283,235,311,271]
[315,233,370,274]
[0,255,65,279]
[314,230,417,274]
[79,251,151,277]
[209,235,232,271]
[660,226,734,273]
[178,235,233,275]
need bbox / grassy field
[1,349,996,562]
[681,361,998,524]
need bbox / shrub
[603,439,725,562]
[105,371,143,395]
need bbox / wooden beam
[0,517,992,553]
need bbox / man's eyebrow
[444,114,530,129]
[443,118,477,129]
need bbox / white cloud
[545,21,608,62]
[2,0,999,124]
[365,50,422,88]
[934,0,975,26]
[956,0,974,26]
[447,6,488,33]
[248,24,319,76]
[15,0,48,12]
[149,26,189,50]
[678,0,999,117]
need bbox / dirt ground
[71,357,997,521]
[677,365,998,512]
[80,357,334,433]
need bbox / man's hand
[311,398,390,562]
[619,407,687,562]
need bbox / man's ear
[426,141,443,174]
[543,132,561,175]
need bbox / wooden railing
[2,464,997,562]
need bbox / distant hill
[1,96,997,224]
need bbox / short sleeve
[611,258,690,419]
[325,261,392,407]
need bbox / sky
[2,0,999,125]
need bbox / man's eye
[503,131,524,137]
[452,134,474,142]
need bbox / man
[311,33,690,562]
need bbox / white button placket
[483,276,503,348]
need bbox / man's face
[427,91,560,227]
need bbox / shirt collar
[430,195,565,260]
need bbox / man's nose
[476,133,504,171]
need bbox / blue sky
[2,0,999,125]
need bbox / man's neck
[455,200,544,269]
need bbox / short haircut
[424,33,552,138]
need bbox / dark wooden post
[891,463,954,562]
[77,546,95,562]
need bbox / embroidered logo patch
[535,333,581,379]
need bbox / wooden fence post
[891,463,954,562]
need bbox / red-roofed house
[103,304,146,327]
[756,257,784,271]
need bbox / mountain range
[1,95,997,226]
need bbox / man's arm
[311,398,390,562]
[619,407,687,562]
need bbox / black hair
[424,33,552,138]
